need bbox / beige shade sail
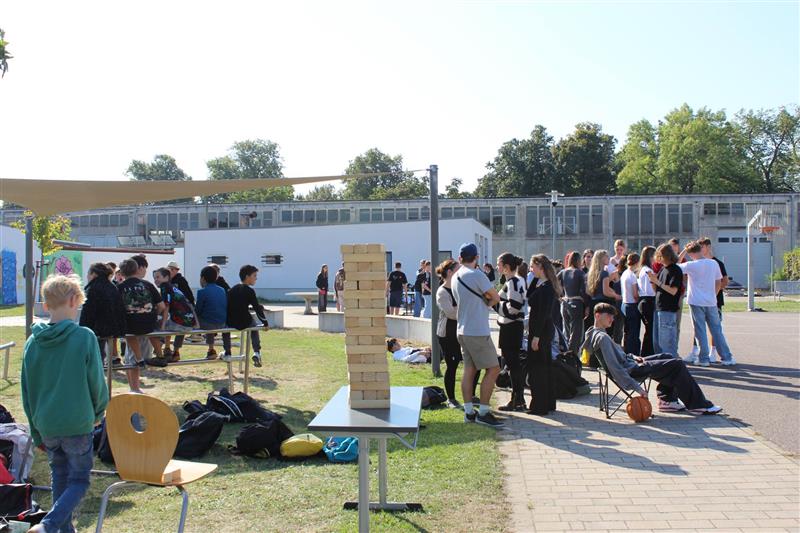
[0,175,362,217]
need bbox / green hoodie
[21,320,109,445]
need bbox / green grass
[723,299,800,313]
[0,327,507,533]
[0,304,24,317]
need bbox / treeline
[127,104,799,202]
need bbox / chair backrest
[105,393,180,484]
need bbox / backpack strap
[457,276,486,301]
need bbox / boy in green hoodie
[22,274,109,533]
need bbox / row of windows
[280,209,351,225]
[71,213,130,228]
[441,206,516,235]
[357,207,431,224]
[208,211,273,229]
[703,202,746,217]
[526,205,604,236]
[612,203,693,235]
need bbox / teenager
[334,264,346,312]
[648,244,683,357]
[196,266,231,360]
[557,251,587,356]
[153,267,198,363]
[581,249,594,274]
[607,239,626,274]
[315,264,329,313]
[436,259,467,407]
[700,237,729,363]
[620,253,641,355]
[413,259,425,317]
[386,263,408,315]
[420,261,433,319]
[496,253,527,412]
[637,246,658,357]
[227,265,270,368]
[527,254,561,415]
[586,250,620,343]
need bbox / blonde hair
[41,274,85,309]
[587,249,609,295]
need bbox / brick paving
[496,387,799,532]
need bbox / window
[453,207,465,219]
[340,209,350,223]
[466,207,477,220]
[578,205,590,234]
[168,213,178,232]
[228,212,239,228]
[479,207,490,227]
[421,207,430,220]
[383,208,395,222]
[189,213,199,229]
[281,210,292,224]
[292,210,302,224]
[591,205,603,234]
[668,204,679,233]
[704,203,717,215]
[654,204,666,234]
[640,204,653,234]
[157,213,167,229]
[88,215,98,227]
[178,213,188,230]
[263,211,273,227]
[328,209,339,223]
[250,218,261,228]
[718,237,730,243]
[208,255,228,266]
[681,204,693,233]
[120,214,129,227]
[731,203,744,217]
[538,206,547,235]
[526,206,538,237]
[217,212,228,228]
[408,208,419,220]
[442,207,453,219]
[613,205,625,235]
[396,208,407,221]
[99,214,109,227]
[359,209,370,222]
[627,204,639,234]
[261,253,283,266]
[565,206,576,235]
[71,216,82,227]
[304,210,315,224]
[316,209,326,223]
[505,206,516,234]
[371,208,382,222]
[491,207,504,234]
[717,203,730,216]
[731,237,744,243]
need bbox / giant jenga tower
[341,243,391,409]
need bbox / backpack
[93,419,115,465]
[323,437,359,463]
[552,353,590,400]
[495,367,511,389]
[279,434,324,458]
[164,285,195,327]
[174,411,227,459]
[0,404,14,424]
[0,483,32,518]
[229,420,294,459]
[183,400,208,417]
[0,424,34,482]
[207,389,281,424]
[421,386,447,408]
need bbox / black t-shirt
[713,257,727,308]
[117,277,162,334]
[421,272,431,295]
[656,264,683,312]
[387,271,408,292]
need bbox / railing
[1,341,16,380]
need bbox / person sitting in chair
[582,303,722,415]
[386,338,430,364]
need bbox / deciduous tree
[475,125,556,197]
[207,139,293,203]
[341,149,427,200]
[12,212,72,256]
[552,122,617,196]
[733,106,800,193]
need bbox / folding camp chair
[95,394,217,533]
[594,350,651,419]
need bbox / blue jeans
[413,290,423,317]
[652,308,661,354]
[42,433,94,533]
[622,303,641,356]
[690,305,733,363]
[657,311,678,357]
[422,294,432,318]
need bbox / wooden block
[345,317,360,328]
[371,335,385,345]
[357,262,371,272]
[347,363,390,372]
[345,325,385,336]
[346,353,363,364]
[363,390,377,400]
[366,244,384,253]
[370,261,385,270]
[371,299,386,308]
[346,344,386,355]
[350,399,390,409]
[353,244,368,254]
[376,390,390,400]
[340,244,354,254]
[345,336,360,346]
[349,390,364,400]
[344,262,358,273]
[375,372,389,383]
[357,317,373,327]
[371,317,385,327]
[346,290,386,300]
[358,336,373,344]
[362,372,375,382]
[348,271,387,281]
[342,253,385,263]
[349,372,362,382]
[344,309,384,319]
[344,281,358,291]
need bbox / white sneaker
[658,400,685,412]
[684,354,698,364]
[721,358,737,366]
[690,345,700,357]
[697,361,710,367]
[690,405,722,415]
[709,348,719,364]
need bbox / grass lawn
[0,326,508,533]
[723,299,800,313]
[0,304,24,317]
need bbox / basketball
[626,396,652,422]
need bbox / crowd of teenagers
[428,238,726,428]
[76,254,270,393]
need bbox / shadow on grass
[137,368,278,392]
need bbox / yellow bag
[580,348,591,366]
[280,434,324,458]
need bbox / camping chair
[594,349,651,419]
[95,394,217,533]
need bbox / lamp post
[429,165,441,377]
[547,190,564,259]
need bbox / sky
[1,0,798,195]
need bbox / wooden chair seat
[162,459,217,487]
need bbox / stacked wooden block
[341,243,391,409]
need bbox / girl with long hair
[315,264,329,312]
[637,246,657,356]
[496,253,527,411]
[557,251,587,355]
[527,254,561,415]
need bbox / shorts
[389,291,403,308]
[457,335,499,370]
[123,336,154,366]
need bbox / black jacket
[316,273,328,292]
[171,272,195,304]
[226,284,267,330]
[80,276,127,338]
[528,280,556,343]
[216,276,231,292]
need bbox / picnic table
[285,291,323,315]
[308,386,423,533]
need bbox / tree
[733,106,800,192]
[0,28,11,78]
[127,154,191,182]
[206,139,293,203]
[443,177,472,199]
[475,125,556,197]
[341,148,427,200]
[297,184,342,201]
[616,119,662,194]
[552,122,617,196]
[12,212,72,256]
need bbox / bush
[775,247,800,281]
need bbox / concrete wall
[318,311,345,333]
[386,315,432,345]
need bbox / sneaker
[697,361,710,367]
[464,411,477,423]
[658,400,685,412]
[252,352,263,367]
[709,348,719,364]
[206,349,218,360]
[471,396,480,405]
[136,359,146,369]
[163,347,173,359]
[721,358,737,366]
[145,357,168,368]
[690,405,723,415]
[498,401,526,412]
[683,354,698,365]
[446,399,462,409]
[169,350,180,363]
[475,412,505,428]
[112,357,122,366]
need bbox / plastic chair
[95,394,217,533]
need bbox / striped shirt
[497,275,526,325]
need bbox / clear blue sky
[0,0,797,193]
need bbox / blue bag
[323,437,359,463]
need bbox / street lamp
[547,190,564,259]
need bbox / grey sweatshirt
[581,326,645,394]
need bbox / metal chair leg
[177,485,190,533]
[95,481,130,533]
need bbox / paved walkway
[496,388,800,532]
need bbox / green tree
[475,125,556,197]
[297,184,342,201]
[206,139,293,203]
[0,28,12,78]
[443,177,472,198]
[126,154,193,203]
[733,106,800,192]
[552,122,617,195]
[12,212,72,256]
[341,148,427,200]
[616,119,662,194]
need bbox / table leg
[378,438,387,505]
[358,437,370,532]
[106,349,113,394]
[243,331,251,395]
[304,298,314,315]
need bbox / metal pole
[25,215,34,338]
[429,165,441,378]
[551,202,556,259]
[747,209,762,312]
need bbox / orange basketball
[626,396,652,422]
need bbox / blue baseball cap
[459,242,478,258]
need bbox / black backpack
[183,400,208,417]
[0,403,14,424]
[93,419,115,465]
[421,386,447,408]
[207,389,281,424]
[230,419,294,459]
[552,353,590,400]
[174,411,227,458]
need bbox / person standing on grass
[386,263,408,315]
[620,253,641,355]
[496,253,527,412]
[637,246,658,357]
[558,251,587,356]
[196,265,231,360]
[648,244,683,357]
[413,259,425,317]
[153,267,199,363]
[316,264,329,313]
[421,261,433,319]
[334,263,346,312]
[22,274,109,533]
[228,265,270,368]
[527,254,561,415]
[80,262,126,366]
[680,242,736,367]
[452,243,503,428]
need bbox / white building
[183,219,492,300]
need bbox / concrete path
[496,387,799,532]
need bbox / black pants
[438,331,479,401]
[638,297,656,357]
[623,303,641,356]
[629,353,713,410]
[499,321,526,406]
[527,333,556,414]
[561,300,584,356]
[318,291,327,312]
[612,301,624,344]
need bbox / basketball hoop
[761,226,780,235]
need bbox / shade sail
[0,175,357,216]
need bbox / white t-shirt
[679,258,722,307]
[392,347,428,364]
[620,269,638,304]
[606,256,622,275]
[637,266,656,297]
